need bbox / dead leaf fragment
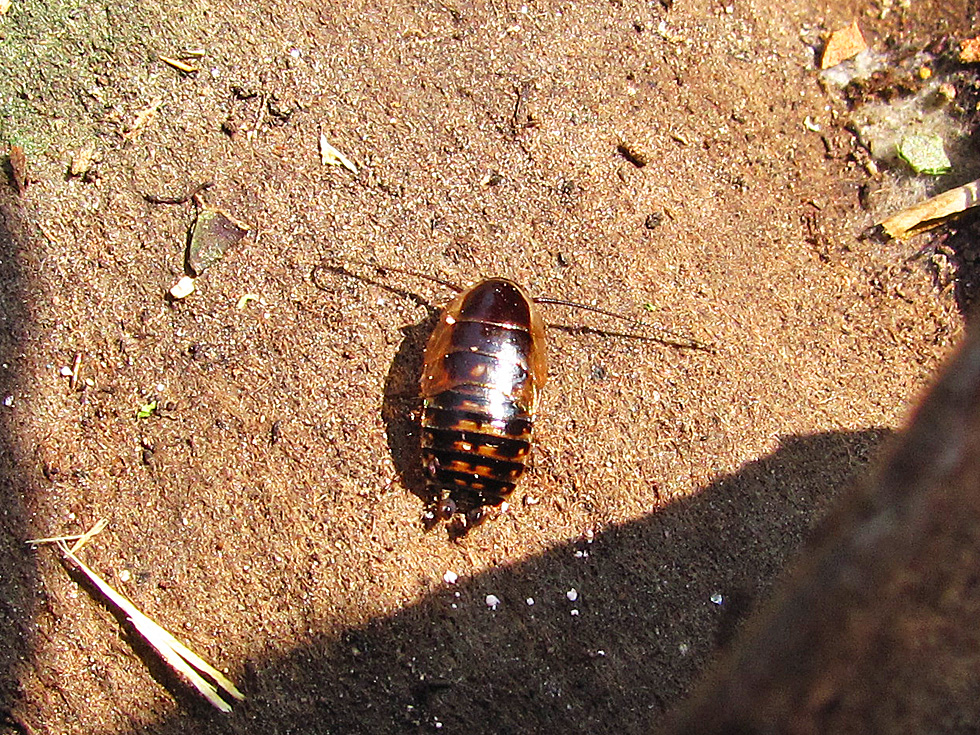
[821,22,867,70]
[123,96,163,142]
[187,208,250,276]
[960,37,980,64]
[319,133,359,174]
[0,0,12,15]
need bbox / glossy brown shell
[420,279,547,514]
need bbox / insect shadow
[312,262,443,521]
[313,259,711,536]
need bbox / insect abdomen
[420,279,547,515]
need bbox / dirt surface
[0,0,978,733]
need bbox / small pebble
[3,395,12,407]
[526,597,535,606]
[486,594,501,610]
[679,642,690,656]
[570,609,580,616]
[566,588,578,602]
[710,592,724,605]
[118,569,131,582]
[169,275,195,299]
[59,366,73,377]
[443,570,458,585]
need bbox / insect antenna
[534,296,714,352]
[316,255,463,292]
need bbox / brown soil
[0,0,977,732]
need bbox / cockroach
[315,258,711,532]
[420,278,548,527]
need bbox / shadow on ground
[0,197,40,729]
[124,426,891,735]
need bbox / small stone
[937,82,957,103]
[59,366,73,377]
[644,212,664,230]
[616,141,648,168]
[710,592,724,605]
[960,36,980,64]
[69,142,98,177]
[526,597,535,606]
[118,569,132,582]
[443,570,458,585]
[486,594,501,610]
[570,609,580,616]
[2,395,12,407]
[820,21,867,70]
[566,588,579,602]
[169,275,195,299]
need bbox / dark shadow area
[125,427,892,735]
[667,315,980,733]
[0,193,41,730]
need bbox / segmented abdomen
[420,279,547,514]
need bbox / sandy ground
[0,0,978,732]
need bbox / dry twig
[30,520,244,713]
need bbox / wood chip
[160,55,197,74]
[821,22,867,70]
[875,177,980,239]
[70,142,98,177]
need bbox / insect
[315,258,710,533]
[420,278,548,528]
